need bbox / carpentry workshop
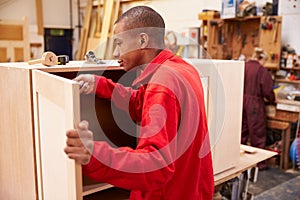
[1,0,300,199]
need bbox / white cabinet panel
[32,70,82,200]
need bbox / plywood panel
[259,16,282,69]
[35,0,44,35]
[14,47,24,62]
[0,17,30,62]
[0,66,36,199]
[0,24,23,40]
[188,59,244,174]
[212,60,244,174]
[32,70,82,200]
[0,48,7,62]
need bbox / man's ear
[139,33,149,49]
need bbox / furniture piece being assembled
[0,59,244,199]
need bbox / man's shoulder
[161,57,198,75]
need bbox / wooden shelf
[265,62,279,69]
[223,16,262,21]
[277,99,300,107]
[280,67,300,71]
[83,183,114,196]
[265,64,280,70]
[275,79,300,84]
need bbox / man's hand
[64,120,94,165]
[74,74,95,94]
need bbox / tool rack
[202,16,282,70]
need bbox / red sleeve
[94,75,143,122]
[260,69,275,104]
[94,75,132,101]
[82,86,179,191]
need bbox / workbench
[214,145,277,200]
[214,145,277,185]
[267,100,300,170]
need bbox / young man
[64,6,214,199]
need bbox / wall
[0,0,220,29]
[279,0,300,54]
[112,0,222,46]
[0,0,219,58]
[0,0,76,28]
[0,0,76,58]
[0,0,36,24]
[144,0,221,33]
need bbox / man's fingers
[66,121,91,140]
[78,120,89,129]
[64,146,89,154]
[73,74,94,83]
[65,120,94,165]
[64,146,91,165]
[66,137,83,147]
[73,74,85,82]
[66,129,80,138]
[80,82,94,94]
[78,80,84,88]
[66,153,91,165]
[73,75,95,94]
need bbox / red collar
[132,49,174,87]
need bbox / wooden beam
[35,0,44,35]
[94,0,114,59]
[76,0,93,60]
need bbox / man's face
[112,20,143,71]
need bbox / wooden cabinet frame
[189,59,244,174]
[32,65,137,199]
[32,70,82,199]
[0,65,36,199]
[0,59,244,198]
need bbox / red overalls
[242,60,275,148]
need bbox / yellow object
[203,25,208,36]
[175,45,185,57]
[198,11,220,20]
[274,85,285,96]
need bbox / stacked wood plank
[76,0,94,60]
[91,0,120,60]
[77,0,144,60]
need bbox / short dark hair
[115,6,165,45]
[115,6,165,29]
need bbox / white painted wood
[188,59,244,174]
[1,59,244,198]
[32,70,83,200]
[0,66,37,199]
